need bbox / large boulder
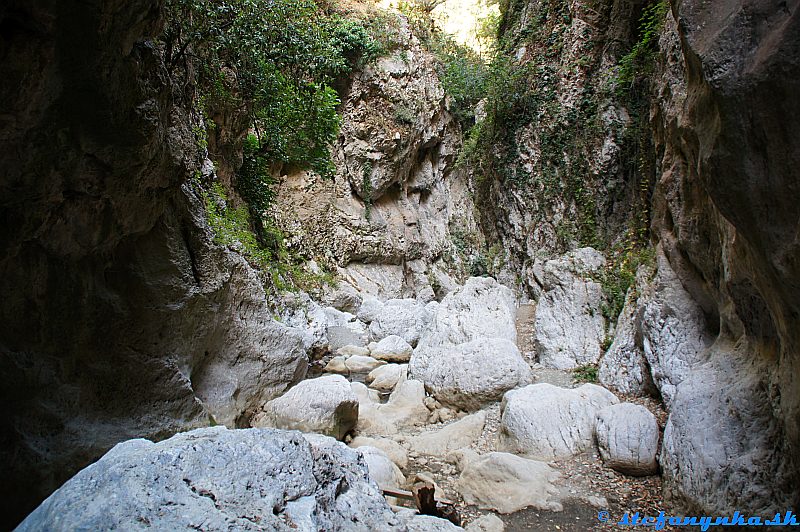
[357,446,406,492]
[409,338,531,410]
[500,383,619,460]
[285,300,369,353]
[395,509,465,532]
[410,411,487,456]
[370,335,414,363]
[16,427,403,531]
[352,380,430,435]
[350,436,409,469]
[597,265,659,397]
[369,299,433,347]
[252,375,358,440]
[454,452,562,514]
[465,514,506,532]
[660,349,797,515]
[599,250,711,407]
[532,248,607,370]
[595,403,659,476]
[366,363,408,392]
[416,277,518,350]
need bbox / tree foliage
[162,0,380,181]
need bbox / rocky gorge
[1,0,798,530]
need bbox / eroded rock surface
[17,427,401,531]
[410,411,487,456]
[532,248,606,370]
[500,383,619,460]
[367,363,408,393]
[271,23,482,300]
[455,452,562,514]
[252,375,358,441]
[410,338,531,410]
[595,403,659,476]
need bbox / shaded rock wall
[471,0,654,295]
[0,1,307,526]
[647,0,800,513]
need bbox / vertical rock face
[0,1,307,525]
[488,0,800,515]
[271,21,481,301]
[470,0,652,294]
[644,0,800,513]
[531,248,607,370]
[600,248,712,407]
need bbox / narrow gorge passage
[2,0,799,530]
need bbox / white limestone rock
[595,403,659,476]
[16,427,402,531]
[410,412,487,456]
[465,514,505,532]
[416,277,518,350]
[352,380,430,436]
[350,436,409,469]
[366,363,408,393]
[499,383,619,459]
[532,247,607,370]
[455,452,562,514]
[369,299,433,347]
[252,375,358,440]
[370,335,414,362]
[410,337,531,410]
[357,446,406,492]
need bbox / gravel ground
[383,367,676,531]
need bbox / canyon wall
[0,1,308,525]
[483,0,800,514]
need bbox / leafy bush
[202,182,276,269]
[163,0,380,179]
[572,364,599,384]
[599,242,655,322]
[202,181,334,294]
[615,0,669,90]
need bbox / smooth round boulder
[366,363,408,392]
[252,375,358,440]
[368,299,432,347]
[358,446,406,491]
[499,383,618,459]
[455,452,562,514]
[595,403,659,476]
[370,335,414,362]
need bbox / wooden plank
[382,487,414,501]
[381,487,455,506]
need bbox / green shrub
[599,242,655,322]
[202,182,275,269]
[572,364,599,384]
[163,0,379,179]
[615,0,669,90]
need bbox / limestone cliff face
[470,0,655,295]
[272,22,481,301]
[0,1,307,525]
